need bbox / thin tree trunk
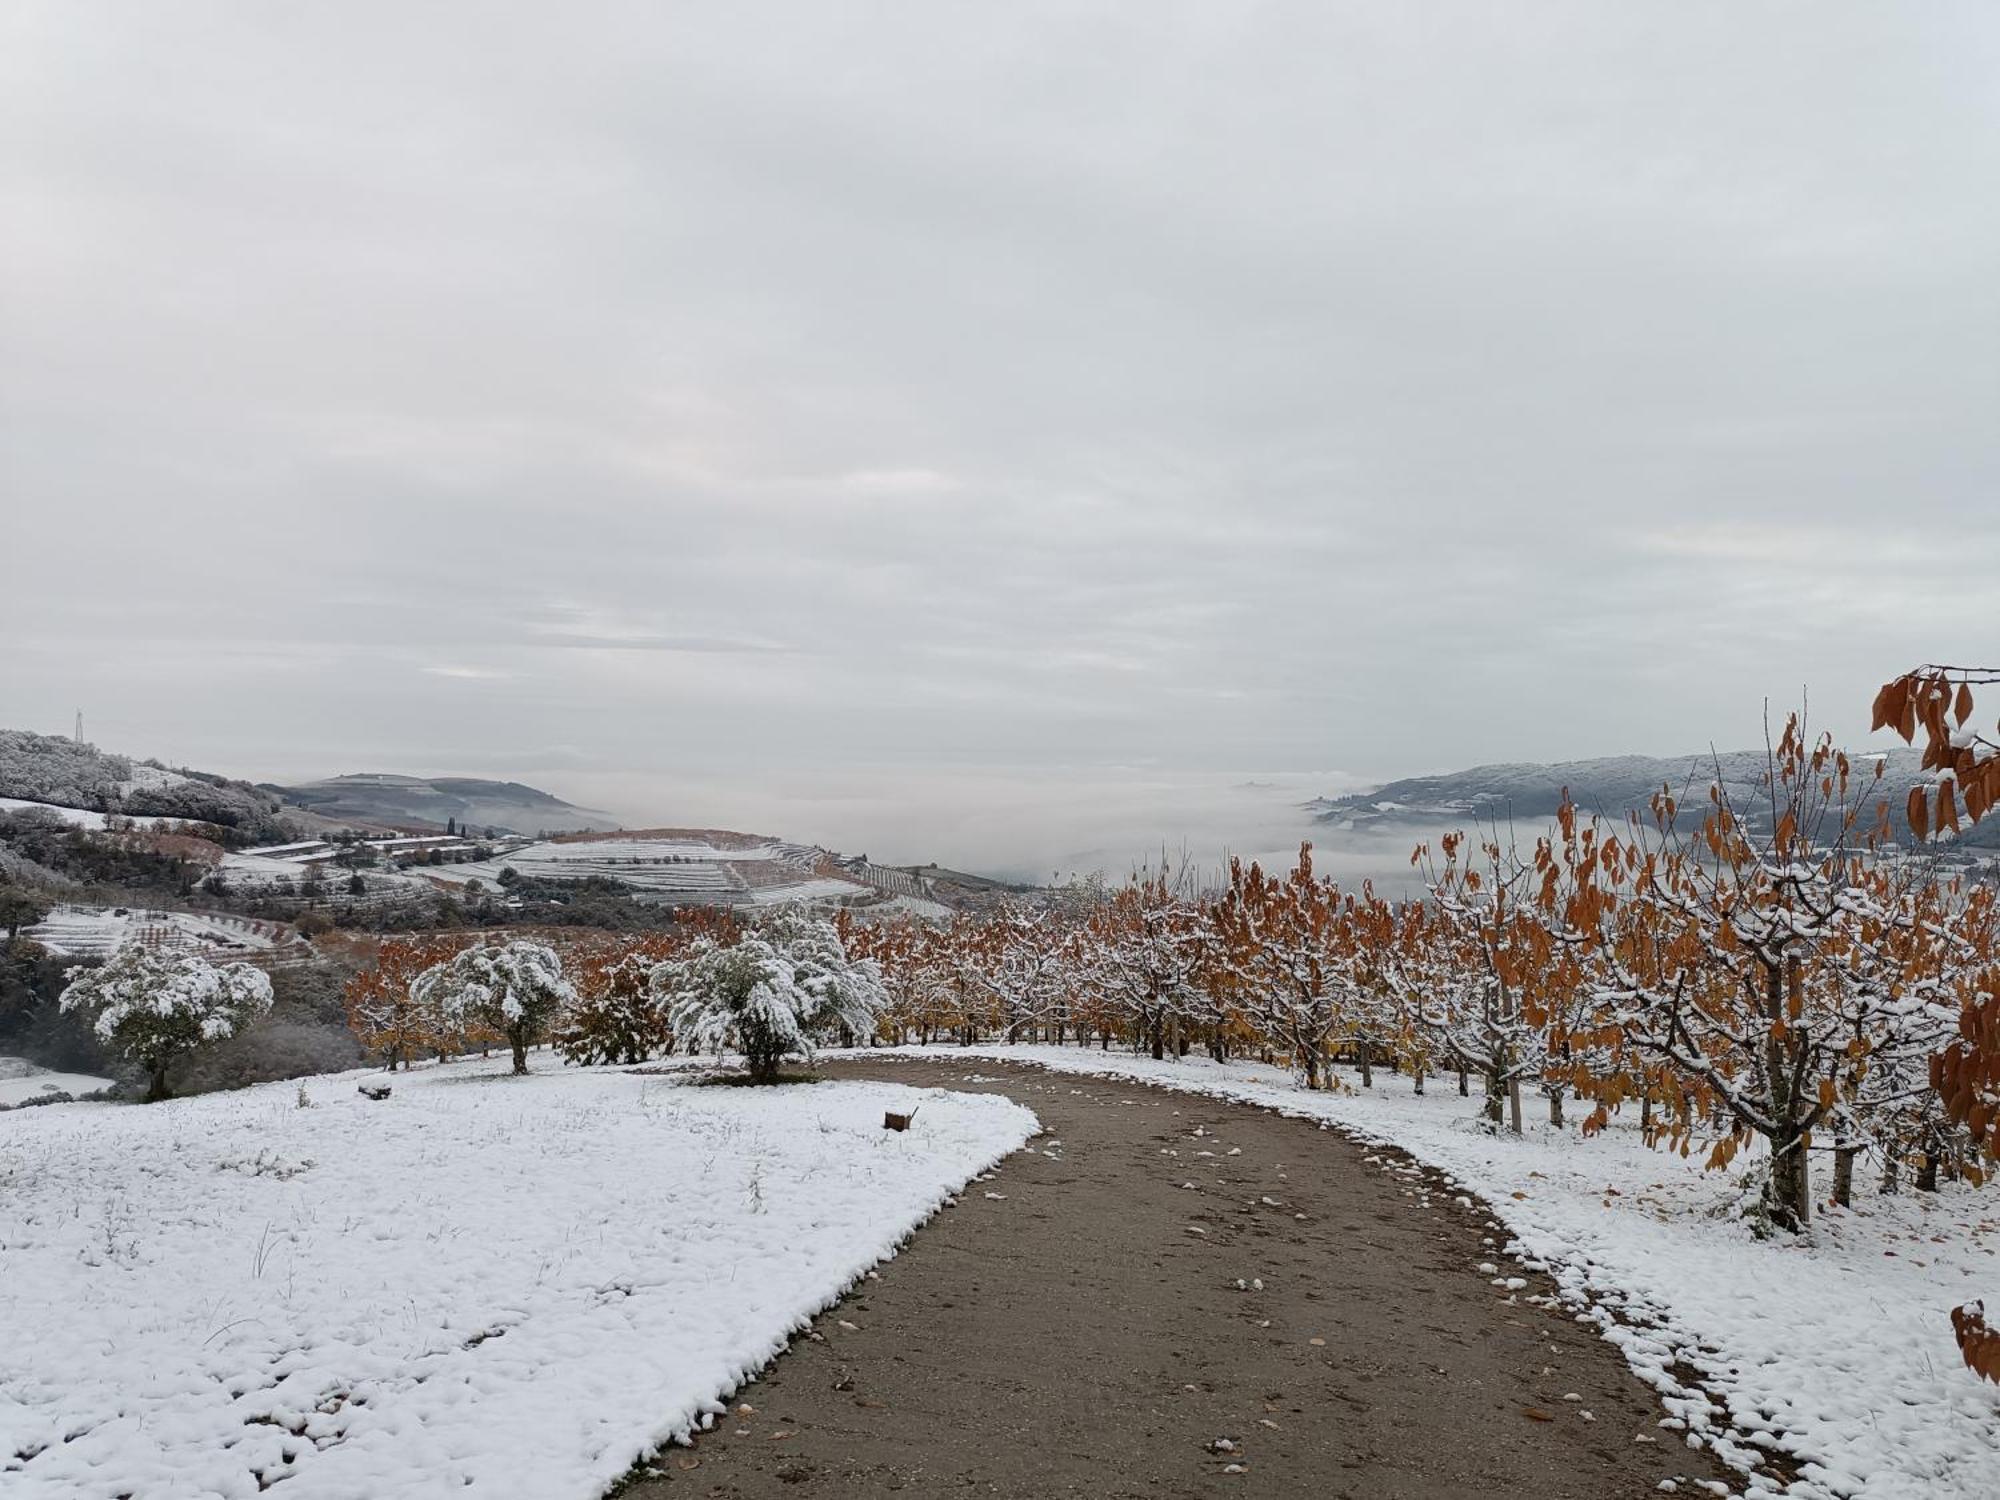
[1833,1146,1857,1209]
[1768,1132,1811,1232]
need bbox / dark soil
[615,1057,1737,1499]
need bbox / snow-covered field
[0,1055,113,1107]
[0,1058,1037,1499]
[421,834,871,907]
[24,904,288,961]
[853,1043,2000,1500]
[0,796,212,833]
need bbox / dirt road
[617,1058,1731,1498]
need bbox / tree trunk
[1506,1076,1523,1136]
[1548,1089,1564,1129]
[1458,1064,1469,1097]
[1357,1037,1373,1089]
[1833,1145,1857,1209]
[146,1061,172,1102]
[1412,1062,1425,1097]
[1917,1153,1940,1193]
[510,1038,528,1075]
[1150,1016,1164,1061]
[1767,1132,1811,1232]
[1881,1151,1901,1196]
[1484,1068,1504,1126]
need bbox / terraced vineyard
[421,831,872,908]
[24,905,307,965]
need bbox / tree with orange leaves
[1408,829,1552,1132]
[343,935,466,1070]
[558,933,682,1065]
[1873,664,2000,1380]
[1211,844,1351,1089]
[1552,712,1967,1232]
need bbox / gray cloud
[6,2,1998,871]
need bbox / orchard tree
[1211,844,1349,1089]
[343,935,464,1070]
[60,946,273,1100]
[411,939,576,1075]
[558,935,680,1066]
[1874,664,2000,1379]
[1563,716,1912,1232]
[972,901,1075,1044]
[652,914,885,1083]
[1408,830,1553,1131]
[1087,863,1208,1060]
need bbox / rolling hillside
[1314,745,2000,851]
[274,773,619,837]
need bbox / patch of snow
[0,798,212,833]
[0,1056,114,1106]
[0,1056,1036,1498]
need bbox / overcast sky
[5,3,1997,866]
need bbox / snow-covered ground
[0,1057,1037,1499]
[852,1043,2000,1500]
[0,1055,113,1107]
[0,796,212,833]
[420,834,872,908]
[742,876,874,906]
[24,904,287,961]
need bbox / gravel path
[618,1058,1733,1498]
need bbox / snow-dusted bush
[411,939,576,1074]
[651,911,885,1083]
[59,946,273,1100]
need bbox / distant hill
[1314,745,2000,852]
[275,773,620,837]
[0,729,297,839]
[0,730,618,841]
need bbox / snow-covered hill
[1314,745,1998,851]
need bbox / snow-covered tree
[60,946,273,1100]
[651,912,885,1083]
[411,939,576,1075]
[1558,717,1933,1232]
[970,901,1075,1045]
[1086,864,1209,1060]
